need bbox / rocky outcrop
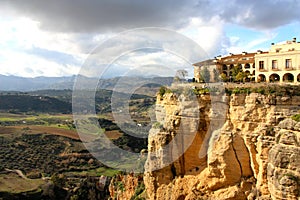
[144,91,300,200]
[267,119,300,200]
[109,174,145,200]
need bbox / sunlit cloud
[0,0,300,77]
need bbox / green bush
[159,86,172,97]
[117,181,125,192]
[193,88,209,95]
[159,86,166,96]
[152,122,163,129]
[131,182,145,200]
[292,114,300,122]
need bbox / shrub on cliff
[292,114,300,122]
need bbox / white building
[255,38,300,83]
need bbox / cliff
[144,89,300,200]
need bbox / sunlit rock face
[144,92,300,200]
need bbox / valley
[0,89,155,199]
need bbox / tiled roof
[216,53,256,65]
[193,59,215,67]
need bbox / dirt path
[4,169,28,180]
[0,125,96,142]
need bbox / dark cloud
[216,0,300,29]
[0,0,200,32]
[1,0,300,32]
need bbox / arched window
[283,73,294,82]
[269,74,280,82]
[258,74,266,82]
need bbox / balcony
[258,68,268,72]
[271,68,280,71]
[285,67,295,71]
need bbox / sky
[1,0,300,78]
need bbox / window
[272,60,278,69]
[286,59,292,69]
[259,61,264,69]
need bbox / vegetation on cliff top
[159,84,300,97]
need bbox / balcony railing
[271,68,280,71]
[258,68,267,72]
[285,67,295,71]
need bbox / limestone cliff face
[268,119,300,200]
[144,92,300,200]
[109,174,144,200]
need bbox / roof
[216,52,256,65]
[193,59,215,67]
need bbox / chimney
[242,51,247,55]
[271,43,275,45]
[293,37,297,43]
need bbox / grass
[0,113,72,122]
[94,167,120,177]
[65,167,120,177]
[0,173,46,194]
[0,112,75,130]
[105,156,145,172]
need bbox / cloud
[0,0,200,33]
[178,17,227,57]
[214,0,300,30]
[26,47,81,66]
[77,28,206,78]
[1,0,300,33]
[0,50,79,77]
[0,17,85,77]
[1,0,299,78]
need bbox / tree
[175,70,188,81]
[213,68,220,82]
[231,65,241,77]
[201,67,210,83]
[235,72,245,82]
[220,73,228,82]
[231,64,243,82]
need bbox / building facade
[255,38,300,83]
[193,59,216,82]
[215,52,256,81]
[193,38,300,84]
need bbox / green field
[0,173,46,194]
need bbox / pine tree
[201,67,210,83]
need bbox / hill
[0,74,173,95]
[0,94,72,114]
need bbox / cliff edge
[144,87,300,200]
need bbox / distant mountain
[0,75,174,94]
[0,75,75,91]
